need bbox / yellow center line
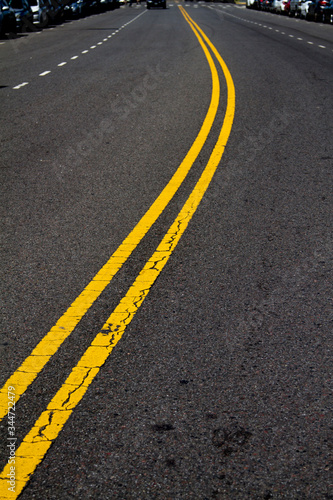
[0,8,235,498]
[0,12,220,422]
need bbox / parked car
[147,0,166,8]
[261,0,274,10]
[99,0,117,10]
[257,0,266,8]
[308,0,330,20]
[298,0,314,18]
[289,0,300,15]
[284,0,291,14]
[28,0,49,27]
[272,0,289,12]
[322,0,333,20]
[63,0,82,17]
[9,0,33,31]
[0,0,16,35]
[85,0,100,14]
[246,0,260,8]
[44,0,64,23]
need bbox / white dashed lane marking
[10,9,147,91]
[208,4,332,53]
[13,82,29,90]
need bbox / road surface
[0,1,332,498]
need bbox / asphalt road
[0,1,332,498]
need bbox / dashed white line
[13,82,29,90]
[206,4,331,53]
[9,10,147,92]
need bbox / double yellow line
[0,7,235,498]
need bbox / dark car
[44,0,64,23]
[308,0,330,20]
[0,0,16,36]
[147,0,166,8]
[99,0,115,10]
[322,0,333,21]
[9,0,33,31]
[261,0,274,9]
[85,0,100,14]
[63,0,82,17]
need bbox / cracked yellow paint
[0,9,220,427]
[0,8,235,499]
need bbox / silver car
[28,0,50,27]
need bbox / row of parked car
[246,0,333,23]
[0,0,119,36]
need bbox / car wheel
[40,13,48,28]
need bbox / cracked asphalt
[0,1,332,498]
